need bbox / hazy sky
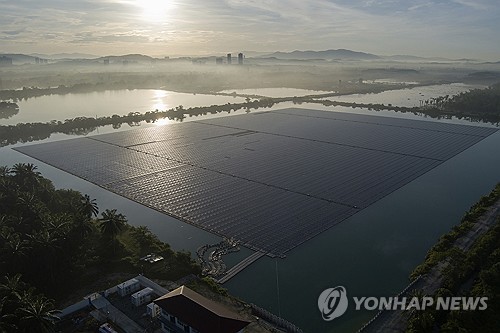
[1,0,499,60]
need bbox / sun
[136,0,173,22]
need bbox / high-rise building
[227,53,232,64]
[238,53,244,65]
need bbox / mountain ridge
[261,49,380,60]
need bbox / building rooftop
[117,278,139,288]
[132,287,154,297]
[154,286,250,333]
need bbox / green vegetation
[0,94,441,147]
[424,82,500,123]
[0,101,19,119]
[199,277,229,297]
[407,184,500,333]
[410,184,500,279]
[2,83,500,148]
[0,84,115,102]
[0,99,279,146]
[0,163,200,331]
[0,274,61,333]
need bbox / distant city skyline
[1,0,499,61]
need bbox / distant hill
[383,55,450,62]
[259,49,476,62]
[0,54,40,64]
[0,53,159,66]
[261,49,380,60]
[98,54,155,61]
[30,53,99,60]
[3,50,489,65]
[96,54,156,64]
[466,71,500,81]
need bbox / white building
[147,302,161,318]
[117,278,140,297]
[131,287,154,307]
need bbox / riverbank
[360,184,500,332]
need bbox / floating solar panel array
[15,108,497,257]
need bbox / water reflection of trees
[0,101,19,119]
[0,98,278,146]
[0,83,130,101]
[421,83,500,121]
[1,86,499,147]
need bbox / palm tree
[0,274,23,302]
[99,209,126,240]
[16,293,60,333]
[80,194,99,218]
[99,209,127,255]
[12,163,41,184]
[0,166,11,178]
[0,297,17,333]
[1,231,31,272]
[0,275,59,333]
[406,289,435,332]
[73,216,94,239]
[27,230,63,287]
[0,275,24,331]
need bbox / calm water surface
[1,89,246,125]
[1,85,498,332]
[220,87,325,97]
[330,83,484,107]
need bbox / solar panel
[15,108,497,257]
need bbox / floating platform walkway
[217,251,267,284]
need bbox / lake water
[0,89,246,125]
[220,87,325,97]
[329,83,484,107]
[1,84,498,332]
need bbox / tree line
[421,82,500,122]
[407,184,500,332]
[1,83,499,148]
[0,163,200,332]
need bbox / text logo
[318,286,349,321]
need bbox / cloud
[452,0,489,10]
[0,0,499,59]
[2,29,26,36]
